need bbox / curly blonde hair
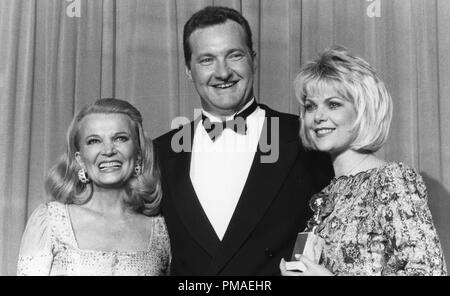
[45,98,162,216]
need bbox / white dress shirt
[189,100,266,240]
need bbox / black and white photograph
[0,0,449,282]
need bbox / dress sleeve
[155,217,172,276]
[17,203,53,276]
[378,165,447,275]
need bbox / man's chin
[202,100,242,114]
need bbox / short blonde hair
[294,45,393,152]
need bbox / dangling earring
[134,160,142,176]
[78,168,90,184]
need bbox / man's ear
[185,66,192,81]
[75,152,85,169]
[251,51,257,72]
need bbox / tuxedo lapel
[207,106,299,274]
[165,120,220,257]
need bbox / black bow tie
[202,100,258,142]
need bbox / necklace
[344,154,370,176]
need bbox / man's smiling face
[186,20,256,117]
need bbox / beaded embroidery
[17,201,170,276]
[311,162,447,275]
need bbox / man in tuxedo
[154,6,333,275]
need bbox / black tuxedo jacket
[154,104,333,275]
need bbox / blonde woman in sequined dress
[17,98,170,275]
[280,46,446,276]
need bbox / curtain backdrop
[1,0,449,275]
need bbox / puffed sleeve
[17,203,53,276]
[378,164,447,275]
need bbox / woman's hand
[280,254,334,276]
[280,258,303,276]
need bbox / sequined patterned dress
[17,201,171,276]
[307,162,447,276]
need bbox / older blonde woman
[280,46,446,276]
[17,98,170,275]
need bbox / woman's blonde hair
[294,45,393,153]
[45,98,162,216]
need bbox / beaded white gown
[17,201,171,276]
